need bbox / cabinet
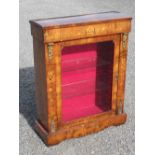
[30,11,132,145]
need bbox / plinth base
[35,113,127,146]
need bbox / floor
[19,0,135,154]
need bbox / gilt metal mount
[122,33,128,49]
[117,99,123,114]
[51,120,56,133]
[48,43,53,59]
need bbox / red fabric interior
[61,41,114,122]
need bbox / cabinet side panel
[33,38,48,130]
[31,24,44,42]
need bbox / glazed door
[55,34,120,125]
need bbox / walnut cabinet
[30,11,132,145]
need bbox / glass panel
[61,41,114,122]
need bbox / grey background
[19,0,135,154]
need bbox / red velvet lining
[61,41,114,122]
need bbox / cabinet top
[30,11,132,29]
